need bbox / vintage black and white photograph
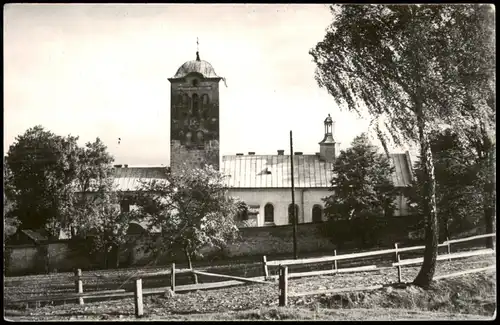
[3,3,496,321]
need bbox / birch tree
[310,4,495,286]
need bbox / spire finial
[196,37,200,61]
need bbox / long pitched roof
[221,153,413,188]
[109,153,413,191]
[112,167,169,191]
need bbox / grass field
[4,254,496,321]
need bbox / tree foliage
[132,164,240,273]
[4,126,129,267]
[68,138,116,235]
[310,4,495,287]
[79,185,132,268]
[5,126,80,231]
[3,191,19,239]
[322,133,398,248]
[408,129,491,240]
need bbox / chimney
[248,152,255,155]
[114,164,123,168]
[294,152,303,155]
[277,150,285,155]
[236,153,244,156]
[124,164,128,168]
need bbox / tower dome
[173,51,220,79]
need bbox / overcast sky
[4,4,417,166]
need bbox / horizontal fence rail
[8,289,127,304]
[191,270,270,284]
[69,268,193,281]
[445,233,496,245]
[287,265,378,279]
[289,284,384,298]
[393,248,495,267]
[267,233,496,267]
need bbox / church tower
[168,48,222,173]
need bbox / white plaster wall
[228,188,409,226]
[227,188,330,226]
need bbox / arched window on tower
[264,203,274,224]
[182,94,190,118]
[182,94,189,106]
[201,94,210,119]
[191,94,200,118]
[173,94,183,120]
[312,205,323,223]
[288,204,299,224]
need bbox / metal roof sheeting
[112,167,169,192]
[221,153,412,188]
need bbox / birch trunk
[484,148,494,248]
[413,108,439,287]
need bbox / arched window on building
[288,204,299,224]
[120,199,130,213]
[191,93,200,117]
[312,205,323,223]
[241,208,248,221]
[264,203,274,224]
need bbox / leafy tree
[132,164,240,283]
[322,133,398,249]
[3,193,19,240]
[68,138,115,236]
[77,183,132,268]
[310,4,494,287]
[5,126,79,231]
[66,138,129,268]
[5,126,127,267]
[3,162,19,239]
[407,129,484,241]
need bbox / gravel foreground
[4,255,496,321]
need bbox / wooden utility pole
[290,131,298,259]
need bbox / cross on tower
[196,37,200,61]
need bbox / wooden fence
[275,232,496,306]
[5,232,496,317]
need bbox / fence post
[262,255,269,280]
[394,243,399,263]
[171,263,176,293]
[396,255,402,283]
[134,278,144,318]
[74,269,84,305]
[446,237,451,262]
[278,265,288,307]
[333,250,338,271]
